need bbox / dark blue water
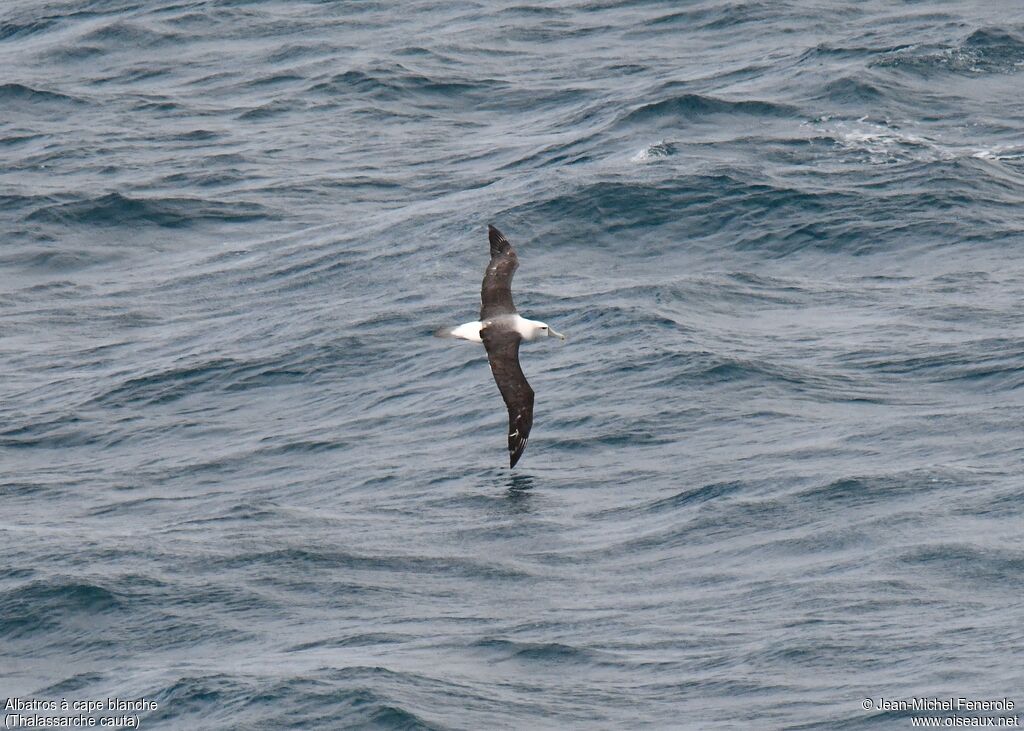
[3,1,1024,728]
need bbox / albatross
[436,225,565,468]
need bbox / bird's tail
[434,326,458,338]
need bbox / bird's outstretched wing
[480,225,518,321]
[481,326,534,468]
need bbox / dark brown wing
[481,326,534,468]
[480,225,518,321]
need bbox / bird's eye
[541,326,547,330]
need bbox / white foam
[971,145,1024,161]
[807,117,960,165]
[630,140,677,163]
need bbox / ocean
[2,1,1023,728]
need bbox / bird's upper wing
[481,326,534,468]
[480,225,518,321]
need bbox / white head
[530,320,566,341]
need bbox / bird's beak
[550,329,566,341]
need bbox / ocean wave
[511,175,864,256]
[309,65,498,101]
[212,547,534,581]
[0,412,98,449]
[638,2,776,33]
[617,93,798,127]
[285,633,410,653]
[36,673,107,696]
[472,638,610,664]
[815,76,885,104]
[631,481,746,515]
[0,247,121,271]
[152,670,453,730]
[896,544,1024,585]
[91,353,314,408]
[0,82,83,106]
[25,192,275,228]
[237,100,301,121]
[873,27,1024,75]
[78,20,181,47]
[0,17,59,42]
[0,580,122,640]
[793,471,961,509]
[835,339,1024,388]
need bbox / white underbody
[450,314,545,343]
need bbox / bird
[436,225,565,468]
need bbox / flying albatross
[436,225,565,468]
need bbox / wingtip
[488,224,513,258]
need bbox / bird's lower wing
[481,327,534,468]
